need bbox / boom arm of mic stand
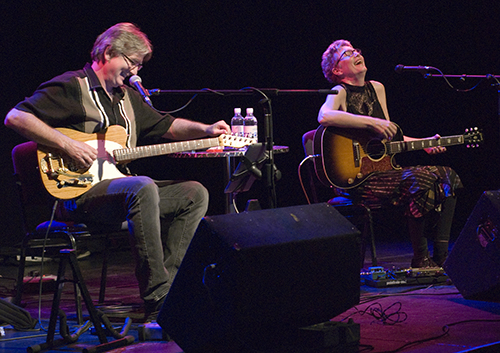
[148,88,339,96]
[415,72,500,162]
[423,74,500,79]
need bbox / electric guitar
[313,124,483,189]
[37,125,256,199]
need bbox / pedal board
[361,266,449,287]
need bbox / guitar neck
[113,136,221,163]
[387,135,465,154]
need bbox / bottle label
[244,125,258,139]
[231,125,244,136]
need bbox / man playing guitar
[5,23,231,321]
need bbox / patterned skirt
[337,165,463,218]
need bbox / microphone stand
[418,71,500,146]
[422,73,500,79]
[148,87,338,209]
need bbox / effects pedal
[361,266,449,287]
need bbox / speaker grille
[158,203,361,352]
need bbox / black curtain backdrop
[2,1,499,244]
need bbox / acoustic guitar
[313,124,483,189]
[37,125,256,199]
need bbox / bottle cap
[246,108,254,114]
[234,108,241,114]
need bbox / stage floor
[1,229,500,352]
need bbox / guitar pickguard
[85,139,128,183]
[360,155,396,176]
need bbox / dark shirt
[341,81,386,119]
[15,63,174,148]
[341,81,403,140]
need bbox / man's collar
[84,63,125,98]
[83,63,102,90]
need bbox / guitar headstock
[219,134,257,148]
[464,127,483,148]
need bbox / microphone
[129,75,153,107]
[395,64,433,74]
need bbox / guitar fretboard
[387,135,464,154]
[113,137,220,163]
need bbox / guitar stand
[27,249,134,353]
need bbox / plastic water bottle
[230,108,244,137]
[243,108,258,140]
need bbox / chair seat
[328,195,385,211]
[328,196,354,206]
[36,220,86,231]
[36,220,127,233]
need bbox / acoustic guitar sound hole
[365,139,386,160]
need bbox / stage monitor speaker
[157,203,361,352]
[444,190,500,301]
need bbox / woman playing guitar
[317,40,463,268]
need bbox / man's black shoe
[144,295,166,323]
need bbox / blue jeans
[61,176,209,303]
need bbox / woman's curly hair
[321,39,352,84]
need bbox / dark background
[2,1,499,244]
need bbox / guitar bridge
[57,177,93,189]
[40,153,94,188]
[40,153,67,178]
[352,141,360,168]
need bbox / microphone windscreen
[129,75,142,84]
[395,64,404,74]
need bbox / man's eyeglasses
[122,53,143,71]
[335,48,362,68]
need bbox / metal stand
[148,87,338,208]
[27,249,134,353]
[259,96,279,208]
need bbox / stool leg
[64,249,108,344]
[37,249,136,353]
[14,246,27,306]
[99,237,110,304]
[47,252,69,346]
[74,280,84,325]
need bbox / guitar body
[313,125,399,189]
[37,126,129,199]
[37,125,256,199]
